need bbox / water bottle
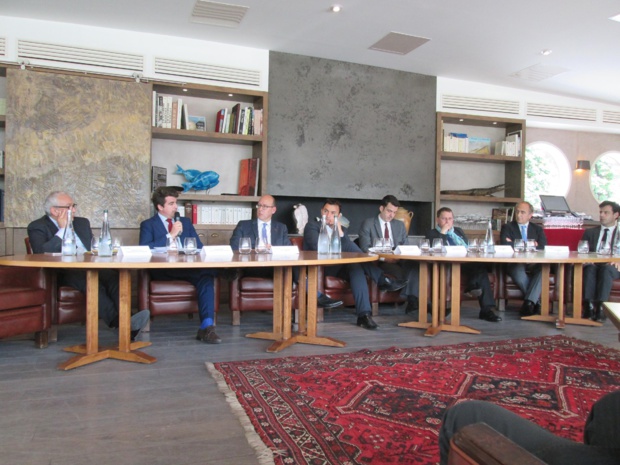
[98,210,113,257]
[484,220,495,254]
[317,215,331,254]
[330,216,341,254]
[61,208,77,256]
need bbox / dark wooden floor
[1,302,618,465]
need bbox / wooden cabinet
[151,82,267,228]
[435,112,525,211]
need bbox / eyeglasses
[256,204,275,210]
[54,204,77,209]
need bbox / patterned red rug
[207,335,620,465]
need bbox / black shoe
[317,294,343,309]
[405,298,419,314]
[356,314,378,330]
[464,288,482,298]
[520,300,536,317]
[582,301,594,319]
[592,302,606,322]
[196,326,222,344]
[379,277,408,292]
[479,308,502,322]
[534,301,542,315]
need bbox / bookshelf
[435,112,526,218]
[151,82,267,235]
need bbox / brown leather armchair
[499,268,556,311]
[0,266,51,348]
[449,423,545,465]
[138,270,220,321]
[25,237,86,331]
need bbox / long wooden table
[382,251,620,337]
[0,251,377,368]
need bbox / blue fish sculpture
[176,165,220,193]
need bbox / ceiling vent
[369,32,430,55]
[510,63,569,82]
[17,40,143,71]
[154,57,260,86]
[526,102,597,121]
[0,38,6,57]
[442,94,520,115]
[190,0,248,28]
[602,110,620,125]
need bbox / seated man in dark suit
[439,390,620,465]
[229,194,342,309]
[303,199,407,330]
[581,200,620,321]
[27,191,150,338]
[426,207,501,322]
[358,195,420,315]
[139,186,220,344]
[500,201,547,316]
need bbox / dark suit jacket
[500,221,547,250]
[426,226,468,246]
[27,215,93,254]
[230,219,291,250]
[139,215,203,248]
[581,225,618,252]
[303,219,361,253]
[358,216,408,252]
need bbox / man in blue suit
[139,186,220,344]
[230,195,342,309]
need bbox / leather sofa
[0,266,51,348]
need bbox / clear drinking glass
[255,236,268,254]
[526,239,537,253]
[432,238,444,254]
[166,236,179,254]
[467,238,479,254]
[419,239,430,253]
[373,238,384,252]
[513,239,525,253]
[598,242,611,255]
[239,237,252,254]
[577,240,590,254]
[90,236,99,255]
[112,237,122,254]
[184,237,197,255]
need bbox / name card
[271,245,300,258]
[544,245,570,257]
[201,245,234,257]
[444,245,467,257]
[394,245,421,256]
[119,246,152,257]
[493,245,515,257]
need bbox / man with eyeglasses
[358,195,420,316]
[27,191,150,339]
[140,186,221,344]
[230,195,343,309]
[303,199,407,330]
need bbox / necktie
[384,223,390,240]
[601,228,609,247]
[261,222,268,244]
[520,225,527,241]
[167,218,173,232]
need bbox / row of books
[443,132,492,154]
[215,105,263,136]
[495,132,521,157]
[152,93,206,131]
[179,204,252,225]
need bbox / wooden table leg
[268,265,345,352]
[59,269,155,370]
[246,267,287,341]
[424,262,442,337]
[565,263,603,327]
[399,260,431,330]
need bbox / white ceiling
[2,0,620,105]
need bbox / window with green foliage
[524,142,571,210]
[590,151,620,203]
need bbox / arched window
[524,142,571,210]
[590,151,620,203]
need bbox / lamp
[575,160,591,171]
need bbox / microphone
[174,212,181,222]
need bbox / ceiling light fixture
[330,5,342,13]
[609,13,620,22]
[540,49,552,56]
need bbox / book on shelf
[188,115,206,131]
[237,158,260,196]
[171,102,178,130]
[443,132,468,152]
[175,98,183,129]
[190,205,253,225]
[230,103,241,134]
[468,137,491,154]
[151,166,167,191]
[181,103,189,130]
